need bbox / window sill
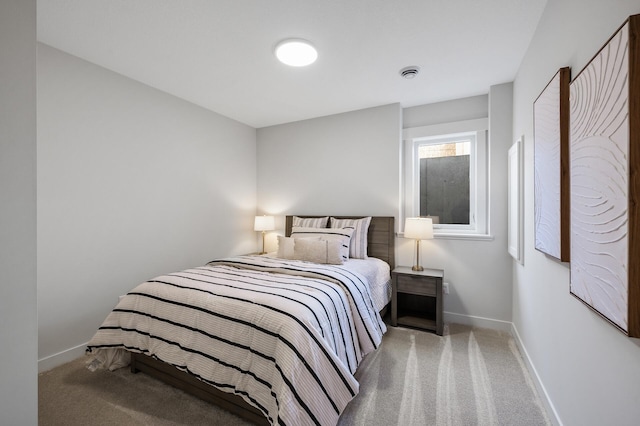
[434,232,494,241]
[398,232,494,242]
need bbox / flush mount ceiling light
[399,66,421,79]
[275,39,318,67]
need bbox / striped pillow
[291,226,354,262]
[330,217,372,259]
[292,216,329,228]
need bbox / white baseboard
[38,342,88,373]
[444,311,513,332]
[510,324,562,426]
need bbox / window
[402,119,490,238]
[417,135,472,225]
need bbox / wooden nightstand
[391,266,444,335]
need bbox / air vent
[399,66,420,79]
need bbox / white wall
[0,1,38,423]
[401,88,514,329]
[256,103,401,250]
[403,94,488,128]
[512,1,640,424]
[37,44,257,369]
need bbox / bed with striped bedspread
[87,255,387,426]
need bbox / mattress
[340,257,391,312]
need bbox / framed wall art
[508,137,523,264]
[533,67,570,262]
[569,14,640,337]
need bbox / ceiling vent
[399,66,420,79]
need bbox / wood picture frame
[508,137,523,264]
[533,67,570,262]
[569,14,640,337]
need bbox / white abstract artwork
[534,68,570,262]
[569,20,631,333]
[508,138,523,263]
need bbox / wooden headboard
[285,215,395,270]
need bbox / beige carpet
[39,323,551,425]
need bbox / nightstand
[391,266,444,335]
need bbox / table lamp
[254,215,275,254]
[404,217,434,271]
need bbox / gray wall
[37,44,257,369]
[256,103,401,251]
[0,0,38,423]
[512,1,640,424]
[403,94,488,128]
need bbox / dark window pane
[419,155,470,224]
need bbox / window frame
[402,118,491,240]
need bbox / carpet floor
[39,323,551,425]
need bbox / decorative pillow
[291,226,354,261]
[330,217,372,259]
[292,216,329,228]
[277,236,295,259]
[277,236,321,259]
[292,238,344,264]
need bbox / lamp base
[412,239,424,272]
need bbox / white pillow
[291,227,354,262]
[277,236,321,259]
[330,217,371,259]
[277,236,295,259]
[292,216,329,228]
[292,239,344,264]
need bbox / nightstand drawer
[396,274,437,296]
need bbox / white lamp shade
[404,217,434,240]
[254,215,275,232]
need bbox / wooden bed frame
[130,215,395,425]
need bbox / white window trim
[401,118,493,241]
[411,132,477,233]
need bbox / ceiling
[37,0,547,128]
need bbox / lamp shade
[254,215,275,232]
[404,217,434,240]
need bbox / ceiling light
[400,66,421,79]
[275,39,318,67]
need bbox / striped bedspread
[87,255,387,426]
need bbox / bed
[86,215,395,425]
